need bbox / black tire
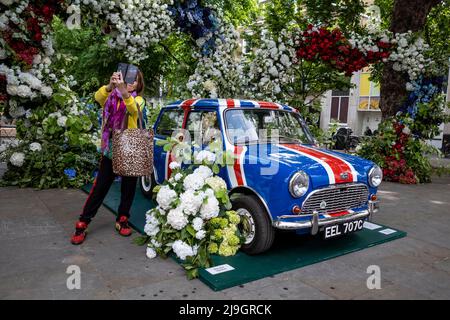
[232,194,275,255]
[139,173,156,199]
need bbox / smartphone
[117,63,139,84]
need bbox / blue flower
[64,168,77,180]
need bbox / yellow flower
[210,217,221,228]
[214,229,223,240]
[208,243,218,254]
[227,212,240,225]
[227,235,240,246]
[219,218,228,229]
[218,244,234,256]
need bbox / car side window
[186,111,220,145]
[156,109,184,137]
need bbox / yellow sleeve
[123,95,144,115]
[94,86,111,108]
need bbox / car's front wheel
[232,195,275,255]
[140,174,156,199]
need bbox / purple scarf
[101,88,137,153]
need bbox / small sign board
[205,264,235,275]
[363,221,382,230]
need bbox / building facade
[319,68,450,150]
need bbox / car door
[185,109,228,180]
[153,108,185,184]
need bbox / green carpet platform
[82,182,406,291]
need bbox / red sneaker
[115,216,132,237]
[71,221,88,245]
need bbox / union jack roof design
[165,98,298,112]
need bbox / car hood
[251,143,375,188]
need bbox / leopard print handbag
[112,106,154,177]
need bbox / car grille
[301,183,369,215]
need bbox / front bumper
[272,200,379,235]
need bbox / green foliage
[142,140,242,279]
[52,17,124,96]
[0,66,100,189]
[263,0,302,35]
[300,0,366,34]
[205,0,259,26]
[412,94,450,140]
[424,1,450,74]
[357,107,446,184]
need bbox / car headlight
[368,165,383,187]
[289,171,309,198]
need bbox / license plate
[324,219,364,239]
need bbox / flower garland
[138,139,242,279]
[168,0,220,55]
[244,29,296,102]
[73,0,175,63]
[0,55,100,188]
[388,32,434,83]
[296,25,391,76]
[185,21,243,99]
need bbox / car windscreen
[224,109,314,145]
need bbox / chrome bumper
[273,200,380,235]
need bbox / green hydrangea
[227,234,240,246]
[213,229,223,240]
[207,243,218,254]
[227,211,240,225]
[218,243,234,256]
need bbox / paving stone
[1,175,450,299]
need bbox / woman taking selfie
[71,69,145,245]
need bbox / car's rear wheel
[140,174,156,199]
[232,195,275,255]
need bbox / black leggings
[80,156,137,223]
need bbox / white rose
[6,85,18,96]
[195,150,216,164]
[195,229,206,240]
[169,161,181,170]
[29,142,42,152]
[10,152,25,167]
[146,247,157,259]
[193,165,213,179]
[167,206,188,230]
[205,176,227,192]
[183,173,205,191]
[180,190,203,215]
[172,240,195,260]
[41,86,53,97]
[200,195,220,220]
[57,116,68,127]
[156,185,177,210]
[192,217,204,231]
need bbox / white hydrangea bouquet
[135,137,242,279]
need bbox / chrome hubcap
[237,208,256,244]
[141,176,152,192]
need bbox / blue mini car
[140,98,382,254]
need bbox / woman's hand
[114,72,130,99]
[106,72,120,92]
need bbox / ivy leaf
[186,225,196,237]
[133,236,149,246]
[163,144,173,152]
